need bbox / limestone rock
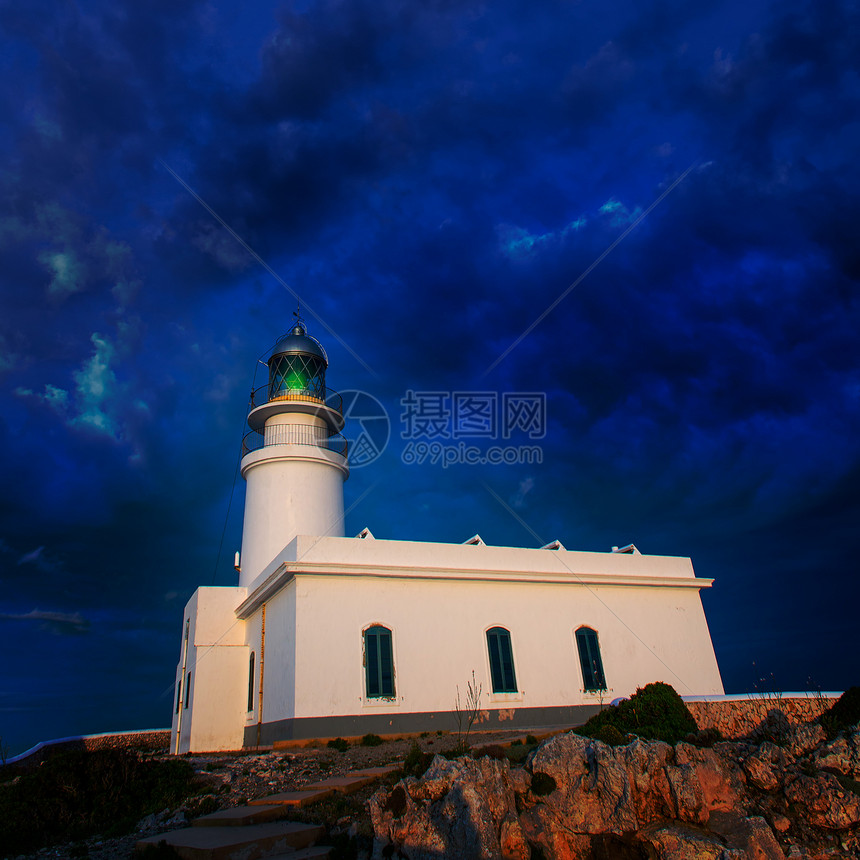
[786,723,826,758]
[813,731,860,779]
[369,754,517,860]
[637,821,742,860]
[784,772,860,830]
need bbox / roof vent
[611,543,640,554]
[540,539,566,550]
[463,534,486,546]
[356,527,375,539]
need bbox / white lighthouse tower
[237,317,349,586]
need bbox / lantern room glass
[268,352,326,401]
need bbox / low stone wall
[5,729,170,770]
[685,696,836,739]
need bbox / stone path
[134,763,402,859]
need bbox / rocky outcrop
[370,721,860,859]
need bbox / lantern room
[268,321,327,401]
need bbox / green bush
[590,724,628,746]
[360,733,384,747]
[530,772,557,796]
[0,749,196,856]
[327,738,350,752]
[577,682,698,745]
[820,687,860,739]
[402,741,434,778]
[525,734,538,745]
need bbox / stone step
[265,848,332,860]
[350,764,401,778]
[192,804,289,827]
[302,774,376,794]
[135,821,323,860]
[248,788,334,807]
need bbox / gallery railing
[241,424,349,458]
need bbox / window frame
[575,626,607,692]
[363,624,396,700]
[485,626,518,694]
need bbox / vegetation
[0,748,197,856]
[327,737,350,752]
[402,741,434,778]
[530,772,557,796]
[453,670,483,753]
[577,682,698,745]
[820,686,860,739]
[360,733,384,747]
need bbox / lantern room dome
[270,321,327,365]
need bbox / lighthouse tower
[237,318,349,586]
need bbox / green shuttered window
[576,626,607,691]
[486,627,517,693]
[364,625,395,698]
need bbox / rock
[369,726,860,859]
[784,772,860,829]
[743,742,785,791]
[637,821,742,859]
[369,755,517,860]
[813,730,860,779]
[498,813,529,860]
[708,812,785,860]
[787,723,826,758]
[771,813,791,833]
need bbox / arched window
[364,625,395,698]
[184,671,192,709]
[486,627,517,693]
[175,675,183,714]
[576,627,607,691]
[247,651,256,712]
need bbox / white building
[170,322,723,753]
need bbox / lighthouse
[237,318,349,586]
[170,315,723,755]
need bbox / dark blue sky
[1,0,858,755]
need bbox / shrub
[820,687,860,739]
[360,733,384,747]
[402,741,434,778]
[686,727,724,748]
[590,724,627,746]
[577,682,698,745]
[0,749,195,856]
[530,772,557,796]
[525,734,538,746]
[472,744,507,761]
[327,738,350,752]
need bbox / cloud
[39,249,87,298]
[72,333,119,435]
[0,609,90,636]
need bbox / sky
[1,0,858,756]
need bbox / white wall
[250,571,722,728]
[171,587,248,753]
[239,447,347,587]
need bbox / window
[175,675,183,714]
[486,627,517,693]
[576,626,607,691]
[184,671,192,709]
[364,625,395,698]
[247,652,256,712]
